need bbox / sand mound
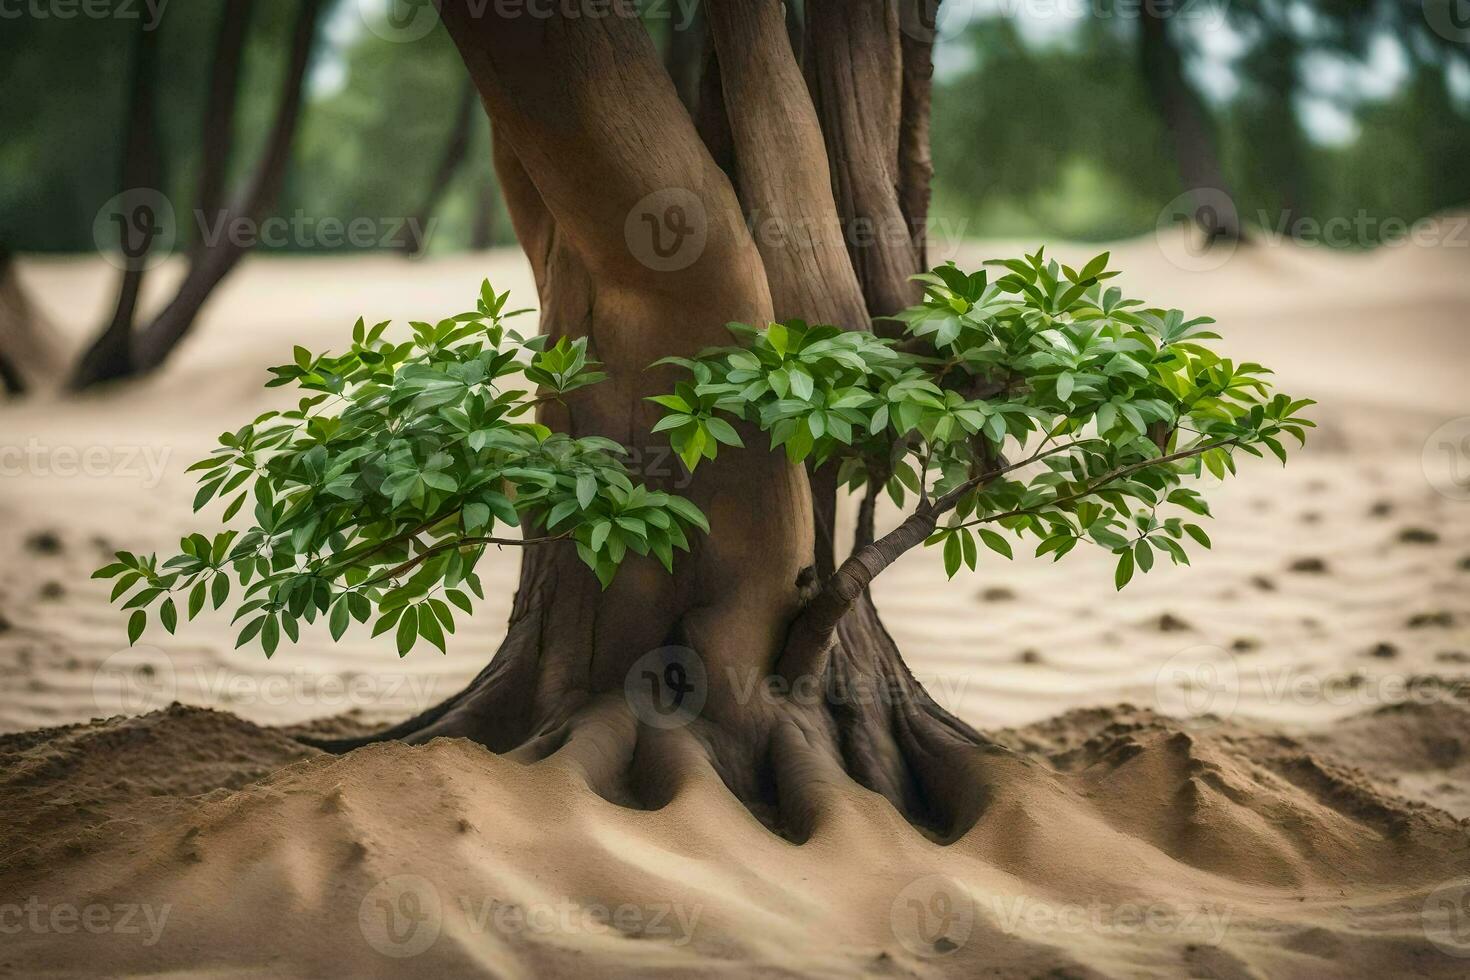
[3,703,1468,978]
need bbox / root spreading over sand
[3,700,1470,977]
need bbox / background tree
[71,0,327,388]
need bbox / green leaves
[98,281,709,659]
[101,257,1307,658]
[648,250,1307,588]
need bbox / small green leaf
[1115,550,1135,590]
[396,606,419,656]
[943,533,962,578]
[127,610,146,646]
[330,599,350,641]
[418,606,446,653]
[979,529,1013,560]
[576,472,597,510]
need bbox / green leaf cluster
[98,281,706,657]
[649,249,1313,586]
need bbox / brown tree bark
[310,1,993,839]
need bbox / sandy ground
[2,230,1470,977]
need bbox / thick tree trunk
[1139,1,1244,243]
[311,1,995,839]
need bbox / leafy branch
[645,249,1313,676]
[96,280,708,658]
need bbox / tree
[71,0,325,389]
[1135,0,1245,242]
[0,247,64,396]
[401,77,481,258]
[95,2,1309,836]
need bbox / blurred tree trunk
[69,16,163,388]
[469,180,498,251]
[70,0,324,389]
[1138,1,1243,243]
[0,248,65,396]
[402,77,479,257]
[191,0,253,261]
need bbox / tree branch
[779,436,1236,682]
[366,531,571,588]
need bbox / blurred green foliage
[2,1,1467,254]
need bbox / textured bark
[898,0,937,264]
[803,0,921,323]
[1139,1,1244,242]
[707,0,867,330]
[310,2,994,835]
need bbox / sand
[1,228,1469,977]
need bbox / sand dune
[2,230,1469,976]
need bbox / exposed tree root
[300,579,1011,844]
